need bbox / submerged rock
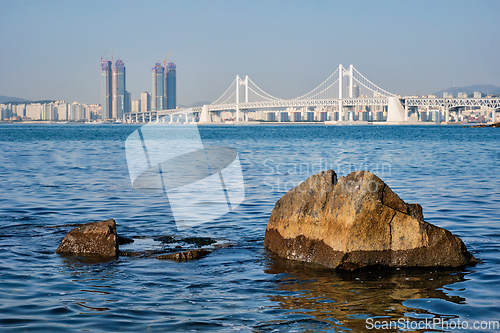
[156,248,211,261]
[56,219,118,257]
[264,170,477,270]
[117,235,134,245]
[468,122,500,128]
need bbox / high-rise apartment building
[165,62,176,110]
[131,100,141,112]
[101,60,113,119]
[141,92,151,113]
[152,62,165,111]
[113,58,126,119]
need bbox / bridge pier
[445,107,449,123]
[493,108,497,123]
[200,105,211,123]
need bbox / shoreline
[0,120,473,126]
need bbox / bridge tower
[235,75,250,122]
[339,64,343,120]
[236,75,240,122]
[245,75,249,103]
[349,64,354,99]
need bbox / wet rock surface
[264,170,477,270]
[56,219,118,257]
[156,248,212,261]
[55,219,229,260]
[118,235,230,260]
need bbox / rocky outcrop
[468,122,500,128]
[56,219,118,257]
[156,248,212,261]
[264,170,477,270]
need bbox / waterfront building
[443,92,453,98]
[69,102,86,121]
[266,112,276,122]
[25,103,42,120]
[126,92,131,114]
[374,111,384,121]
[359,110,368,121]
[420,110,427,122]
[474,92,482,98]
[291,111,301,122]
[113,59,126,119]
[141,92,151,112]
[315,111,327,121]
[131,100,141,112]
[101,60,113,119]
[279,112,289,122]
[56,103,68,121]
[458,92,468,98]
[165,62,176,110]
[13,104,25,117]
[86,104,101,120]
[43,104,57,121]
[0,101,99,122]
[305,112,314,122]
[152,62,165,111]
[0,105,13,120]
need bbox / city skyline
[1,0,500,105]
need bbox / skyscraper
[101,60,112,119]
[152,62,165,111]
[165,62,176,110]
[113,58,126,119]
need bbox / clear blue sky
[1,0,499,105]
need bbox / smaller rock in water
[117,235,134,245]
[156,249,211,261]
[56,219,118,257]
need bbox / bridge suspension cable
[220,90,237,105]
[350,66,394,97]
[209,65,395,108]
[211,77,238,105]
[246,77,282,101]
[294,67,340,100]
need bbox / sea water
[0,124,499,332]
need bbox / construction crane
[100,49,108,62]
[163,51,173,68]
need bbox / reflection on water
[263,253,471,332]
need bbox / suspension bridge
[125,64,500,124]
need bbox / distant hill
[433,84,500,97]
[0,95,31,104]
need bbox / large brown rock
[56,219,118,257]
[264,170,477,270]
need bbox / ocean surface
[0,123,499,332]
